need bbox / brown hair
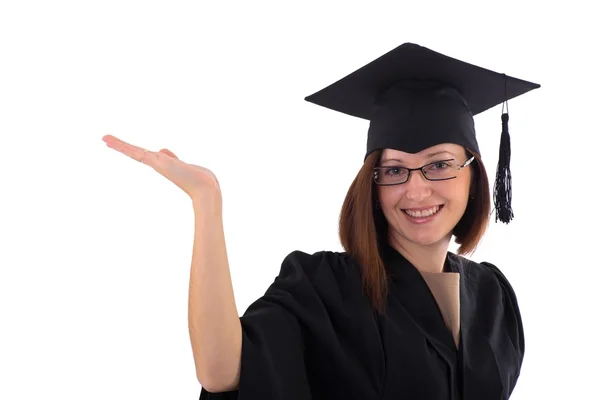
[338,148,491,313]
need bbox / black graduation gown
[199,242,524,399]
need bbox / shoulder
[450,254,525,359]
[448,253,523,321]
[269,249,364,312]
[478,261,520,304]
[245,250,350,321]
[475,261,523,334]
[449,253,517,294]
[277,249,360,283]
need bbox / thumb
[159,149,179,159]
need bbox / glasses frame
[373,156,475,186]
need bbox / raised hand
[102,134,221,203]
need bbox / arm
[188,195,242,392]
[482,261,524,396]
[100,135,242,392]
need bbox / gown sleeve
[481,261,525,395]
[199,251,321,400]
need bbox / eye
[385,167,406,176]
[429,161,451,170]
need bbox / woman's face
[376,143,472,248]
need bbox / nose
[405,170,432,201]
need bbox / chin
[395,221,454,247]
[405,232,450,247]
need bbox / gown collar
[380,241,461,355]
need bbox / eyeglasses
[373,156,475,186]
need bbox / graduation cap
[304,42,540,224]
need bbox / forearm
[188,197,242,391]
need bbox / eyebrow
[381,151,455,164]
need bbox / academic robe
[199,241,524,399]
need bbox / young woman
[103,42,539,399]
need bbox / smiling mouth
[402,205,443,218]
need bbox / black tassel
[493,112,513,223]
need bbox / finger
[104,135,145,155]
[139,149,173,170]
[103,135,149,163]
[159,149,179,159]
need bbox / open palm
[102,134,221,201]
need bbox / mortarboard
[304,42,540,223]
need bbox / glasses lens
[422,161,457,180]
[376,167,409,184]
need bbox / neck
[387,233,451,273]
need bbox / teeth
[405,205,440,218]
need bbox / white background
[1,1,598,399]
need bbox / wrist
[191,191,222,216]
